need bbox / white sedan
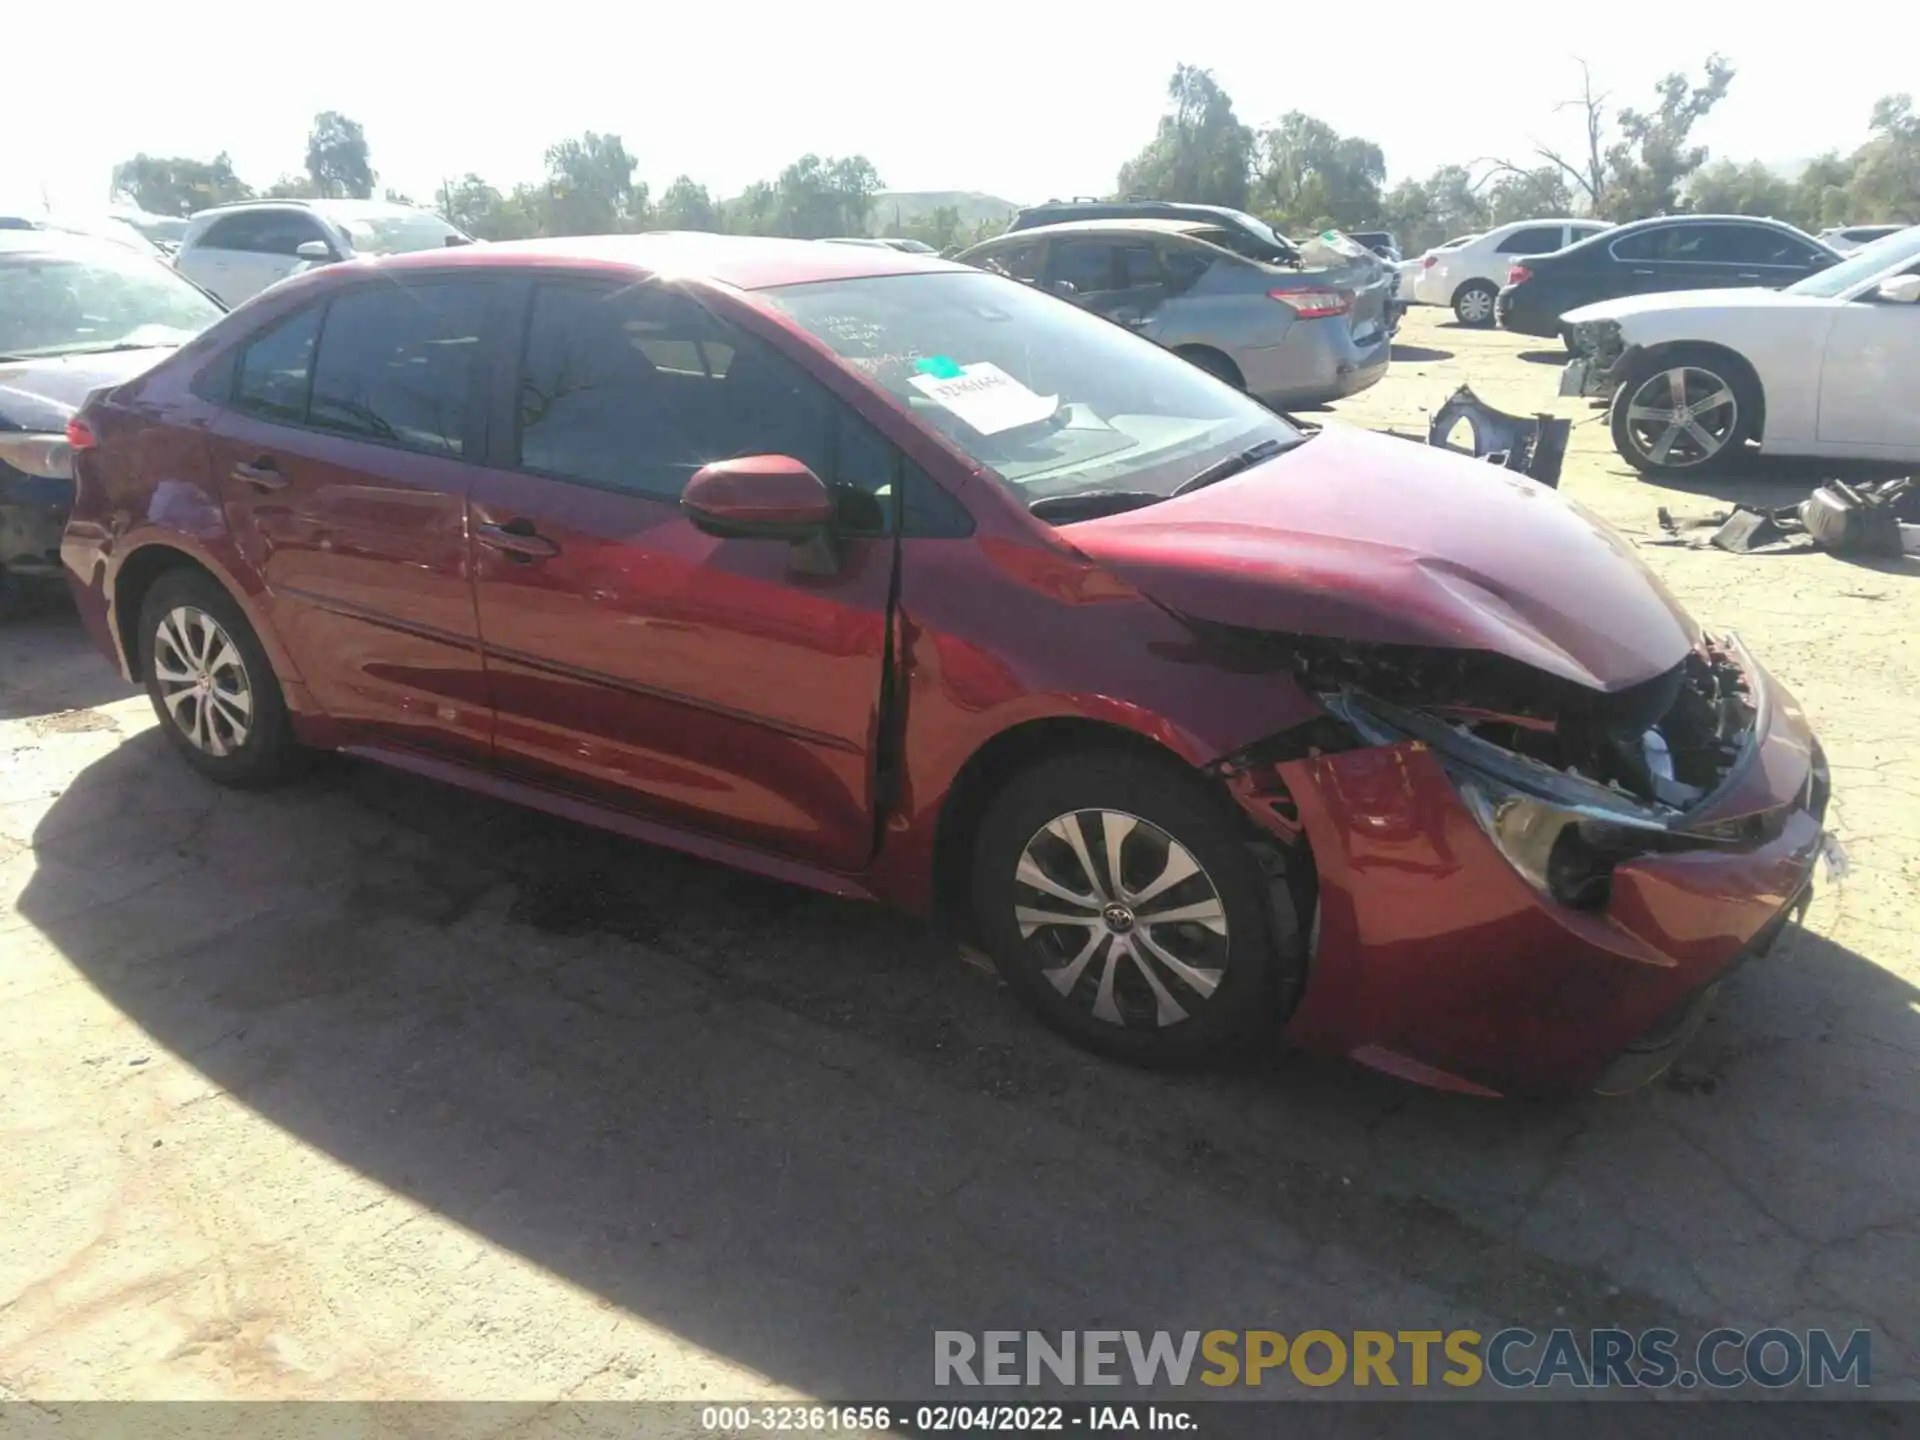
[1560,225,1920,474]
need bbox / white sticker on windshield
[908,362,1058,436]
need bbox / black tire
[138,567,305,787]
[970,749,1308,1067]
[1452,281,1498,327]
[1175,346,1245,390]
[1608,346,1759,477]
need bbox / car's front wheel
[970,750,1309,1066]
[138,568,305,787]
[1609,349,1758,475]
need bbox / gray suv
[958,219,1392,408]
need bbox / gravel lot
[2,306,1914,1413]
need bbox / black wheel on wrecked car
[1452,281,1498,326]
[138,567,306,787]
[1608,347,1759,477]
[1175,346,1245,390]
[969,748,1310,1067]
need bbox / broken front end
[1558,318,1634,402]
[1216,632,1830,1095]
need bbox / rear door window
[1049,241,1117,295]
[1719,226,1824,267]
[306,281,490,457]
[1117,244,1164,288]
[232,306,322,423]
[1495,226,1565,255]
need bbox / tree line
[107,114,993,251]
[106,63,1920,258]
[1116,60,1919,251]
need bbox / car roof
[988,218,1215,239]
[188,198,433,221]
[364,231,964,290]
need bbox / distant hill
[867,190,1024,235]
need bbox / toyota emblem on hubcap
[1102,903,1136,933]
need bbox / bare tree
[1531,60,1610,211]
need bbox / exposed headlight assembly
[1327,691,1684,911]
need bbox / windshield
[0,247,223,359]
[760,269,1298,506]
[1787,226,1920,298]
[335,210,469,256]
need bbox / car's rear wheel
[1452,281,1497,326]
[1175,346,1245,390]
[1609,350,1758,476]
[970,749,1308,1066]
[138,568,305,787]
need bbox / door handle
[1736,272,1762,280]
[1630,268,1656,276]
[476,520,560,562]
[232,457,288,490]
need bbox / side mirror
[1048,279,1078,298]
[1875,274,1920,304]
[294,240,336,262]
[682,455,843,574]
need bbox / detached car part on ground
[0,231,224,615]
[956,219,1393,408]
[60,236,1831,1097]
[1557,225,1920,475]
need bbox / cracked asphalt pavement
[1,310,1914,1417]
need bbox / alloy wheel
[1013,809,1229,1029]
[152,605,254,756]
[1622,366,1739,468]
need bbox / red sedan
[58,235,1829,1095]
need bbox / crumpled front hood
[1062,425,1697,693]
[0,348,175,432]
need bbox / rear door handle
[232,457,288,490]
[1735,272,1762,280]
[476,520,560,561]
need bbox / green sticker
[915,355,965,380]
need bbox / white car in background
[174,199,473,307]
[1561,225,1920,474]
[1411,218,1611,325]
[1816,223,1906,256]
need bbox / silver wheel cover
[1013,809,1228,1029]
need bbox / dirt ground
[1,306,1915,1413]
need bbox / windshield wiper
[1028,490,1164,522]
[42,341,176,358]
[1172,435,1303,496]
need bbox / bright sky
[7,2,1917,216]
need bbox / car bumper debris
[1424,384,1572,488]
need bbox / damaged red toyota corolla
[58,236,1831,1096]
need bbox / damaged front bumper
[1223,636,1830,1095]
[0,467,74,595]
[1558,319,1636,402]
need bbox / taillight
[1268,288,1352,319]
[65,416,97,450]
[1507,264,1533,286]
[1422,254,1438,268]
